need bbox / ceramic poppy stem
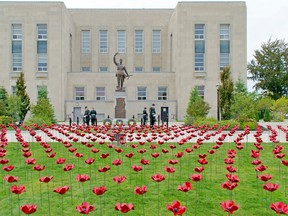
[39,173,42,205]
[99,195,102,216]
[47,183,51,216]
[82,183,86,201]
[30,172,34,198]
[142,194,145,216]
[69,171,73,204]
[61,194,64,216]
[157,182,160,216]
[17,194,20,216]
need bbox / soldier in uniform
[90,107,97,126]
[142,107,148,125]
[113,52,129,90]
[149,104,156,127]
[83,106,90,126]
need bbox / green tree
[185,87,210,124]
[271,96,288,121]
[16,72,30,122]
[256,96,274,119]
[6,95,21,122]
[219,67,234,120]
[234,78,248,95]
[0,87,8,116]
[248,38,288,99]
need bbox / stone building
[0,1,247,122]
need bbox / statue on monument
[113,52,131,90]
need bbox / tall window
[99,30,108,53]
[96,87,105,101]
[135,30,143,53]
[158,87,167,100]
[12,24,22,72]
[75,87,85,100]
[117,30,126,53]
[137,87,147,100]
[11,86,17,95]
[197,85,205,99]
[37,24,47,72]
[220,24,230,70]
[82,30,90,54]
[152,30,161,53]
[194,24,205,71]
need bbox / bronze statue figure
[113,52,131,90]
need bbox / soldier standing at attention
[90,107,97,126]
[84,106,90,126]
[142,107,148,125]
[149,104,156,127]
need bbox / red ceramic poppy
[151,152,160,158]
[39,176,53,183]
[25,158,36,165]
[33,164,45,171]
[63,164,74,171]
[76,174,90,182]
[175,152,184,158]
[85,158,95,165]
[226,174,240,183]
[2,165,14,172]
[255,164,268,172]
[100,153,109,159]
[134,185,147,195]
[164,166,175,173]
[20,204,37,214]
[53,186,69,195]
[56,158,66,164]
[131,165,143,172]
[74,152,83,158]
[76,202,95,214]
[177,182,192,192]
[137,149,146,154]
[197,158,208,165]
[112,176,126,184]
[92,186,107,196]
[4,175,18,183]
[282,160,288,166]
[190,174,202,182]
[10,185,26,194]
[162,149,169,154]
[262,182,279,192]
[220,200,239,214]
[251,159,262,165]
[98,166,110,173]
[0,158,9,164]
[194,166,204,173]
[112,159,122,166]
[125,153,134,158]
[115,202,134,213]
[226,165,237,173]
[257,174,272,182]
[168,160,178,165]
[224,158,234,164]
[68,148,77,153]
[151,173,165,182]
[167,200,186,216]
[140,159,150,165]
[270,202,288,214]
[91,148,99,153]
[221,181,238,190]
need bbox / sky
[7,0,288,91]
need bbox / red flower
[2,165,14,172]
[208,149,216,154]
[224,158,234,164]
[112,176,126,184]
[178,182,192,192]
[91,148,99,153]
[162,149,169,154]
[0,158,9,164]
[282,160,288,166]
[56,158,66,164]
[10,185,26,194]
[221,181,238,190]
[270,202,288,214]
[226,174,240,183]
[85,158,95,165]
[76,202,95,214]
[151,152,160,158]
[138,149,146,154]
[250,150,260,158]
[53,186,69,195]
[74,152,83,158]
[115,148,123,153]
[76,174,90,182]
[33,164,45,171]
[220,200,239,214]
[175,152,184,158]
[40,176,53,183]
[112,159,122,166]
[185,148,193,153]
[63,164,75,171]
[257,174,272,182]
[23,151,32,158]
[98,166,110,173]
[100,153,109,159]
[115,203,134,213]
[164,166,175,173]
[140,159,150,165]
[151,173,165,182]
[197,158,208,165]
[69,147,77,153]
[198,154,207,158]
[47,153,56,158]
[168,159,178,165]
[194,166,204,173]
[262,182,279,192]
[134,185,147,195]
[255,164,268,172]
[189,174,202,182]
[25,158,36,165]
[251,159,262,165]
[92,186,107,196]
[167,200,186,216]
[125,153,134,158]
[4,175,18,183]
[132,165,143,172]
[20,204,37,214]
[226,165,237,173]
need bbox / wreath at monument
[115,119,124,126]
[127,118,136,126]
[103,118,112,126]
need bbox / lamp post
[216,85,220,121]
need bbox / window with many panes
[152,30,161,53]
[220,24,230,70]
[96,87,105,101]
[152,67,161,72]
[99,67,108,73]
[197,85,205,99]
[135,30,143,53]
[37,24,47,72]
[117,30,126,53]
[82,30,90,54]
[12,24,22,72]
[135,67,143,73]
[158,87,167,100]
[137,87,147,100]
[194,24,205,71]
[99,30,108,53]
[75,87,85,100]
[11,86,17,95]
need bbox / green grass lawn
[0,130,287,215]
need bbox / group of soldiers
[83,106,97,126]
[142,104,157,127]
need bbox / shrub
[0,116,12,126]
[263,109,271,122]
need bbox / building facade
[0,1,247,122]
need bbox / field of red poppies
[0,123,287,215]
